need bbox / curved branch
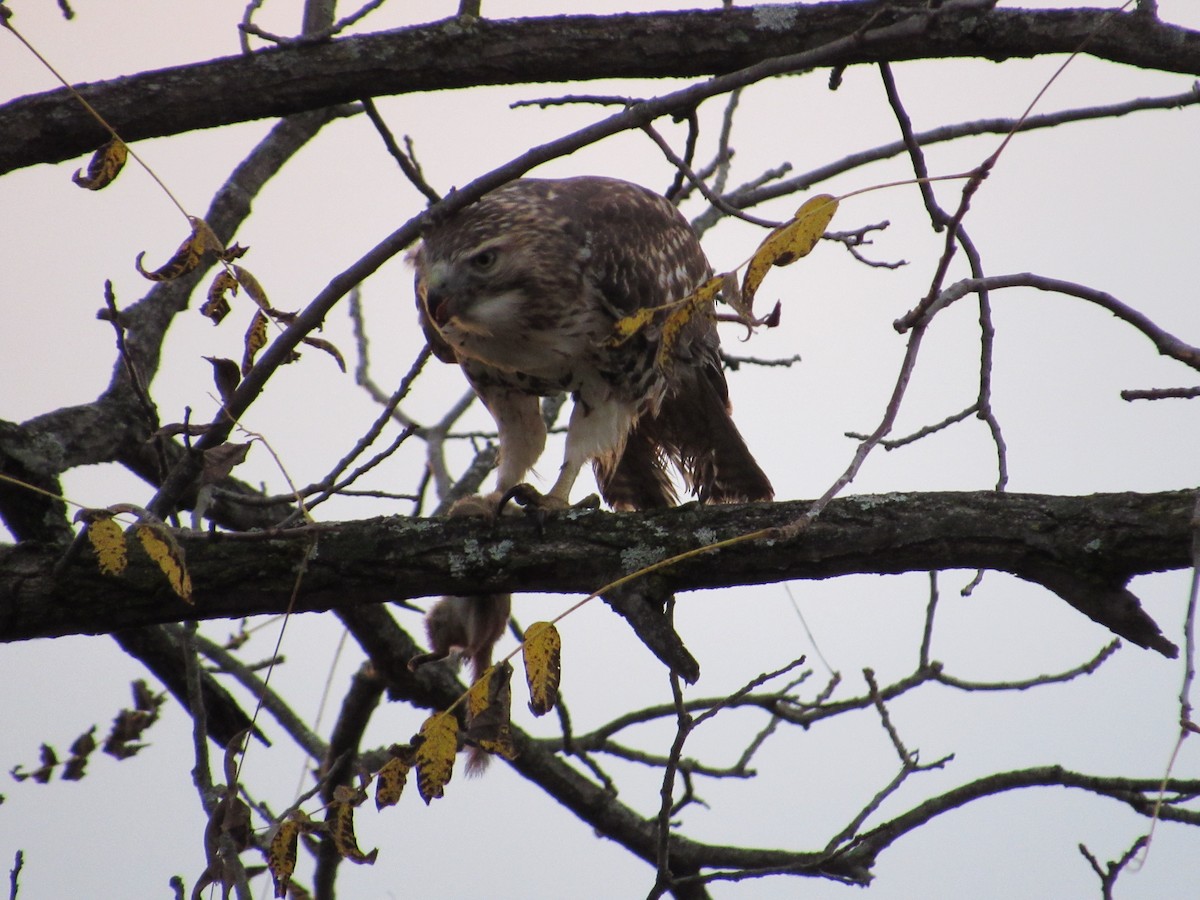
[3,5,1198,175]
[839,766,1200,875]
[906,273,1200,371]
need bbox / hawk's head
[413,182,597,373]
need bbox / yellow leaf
[134,523,193,603]
[241,309,269,375]
[83,513,127,576]
[741,194,838,311]
[414,711,459,803]
[135,217,223,282]
[233,265,271,311]
[465,661,516,765]
[606,306,657,347]
[325,801,378,865]
[202,270,238,324]
[72,137,127,191]
[655,275,724,373]
[268,819,300,898]
[522,622,561,717]
[375,754,411,810]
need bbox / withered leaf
[300,335,346,372]
[204,355,241,408]
[241,309,269,375]
[135,217,223,282]
[233,265,271,311]
[72,137,127,191]
[103,681,164,761]
[62,727,97,781]
[219,243,250,262]
[414,711,459,804]
[325,801,378,865]
[268,818,301,898]
[31,743,57,784]
[200,442,252,485]
[523,622,561,717]
[607,306,657,348]
[464,661,516,767]
[375,752,412,810]
[655,275,724,373]
[134,523,192,603]
[202,270,238,324]
[78,510,127,577]
[741,194,838,312]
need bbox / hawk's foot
[499,483,600,528]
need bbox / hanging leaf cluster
[267,776,380,897]
[264,621,563,893]
[68,136,345,405]
[193,734,255,899]
[610,193,839,371]
[10,680,165,784]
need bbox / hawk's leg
[448,387,548,519]
[506,393,635,514]
[484,388,547,494]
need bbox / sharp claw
[496,484,599,533]
[497,483,544,514]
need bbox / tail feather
[594,425,677,510]
[597,365,772,510]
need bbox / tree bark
[1,490,1189,655]
[3,4,1197,175]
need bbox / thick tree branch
[3,4,1198,175]
[1,490,1188,654]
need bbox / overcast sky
[3,1,1200,898]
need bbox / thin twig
[919,573,939,668]
[708,85,1200,218]
[642,123,778,227]
[1080,834,1149,900]
[8,850,23,900]
[1121,386,1200,401]
[191,632,327,761]
[360,98,442,203]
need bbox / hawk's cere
[414,176,772,511]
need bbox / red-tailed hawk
[414,176,772,511]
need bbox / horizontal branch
[0,490,1190,654]
[3,4,1198,174]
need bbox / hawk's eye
[469,249,499,271]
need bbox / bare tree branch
[4,5,1199,176]
[2,490,1188,655]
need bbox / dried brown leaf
[72,137,127,190]
[203,270,238,324]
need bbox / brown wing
[596,320,774,508]
[564,178,773,507]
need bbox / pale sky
[3,1,1200,898]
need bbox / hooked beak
[426,285,452,327]
[421,261,457,327]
